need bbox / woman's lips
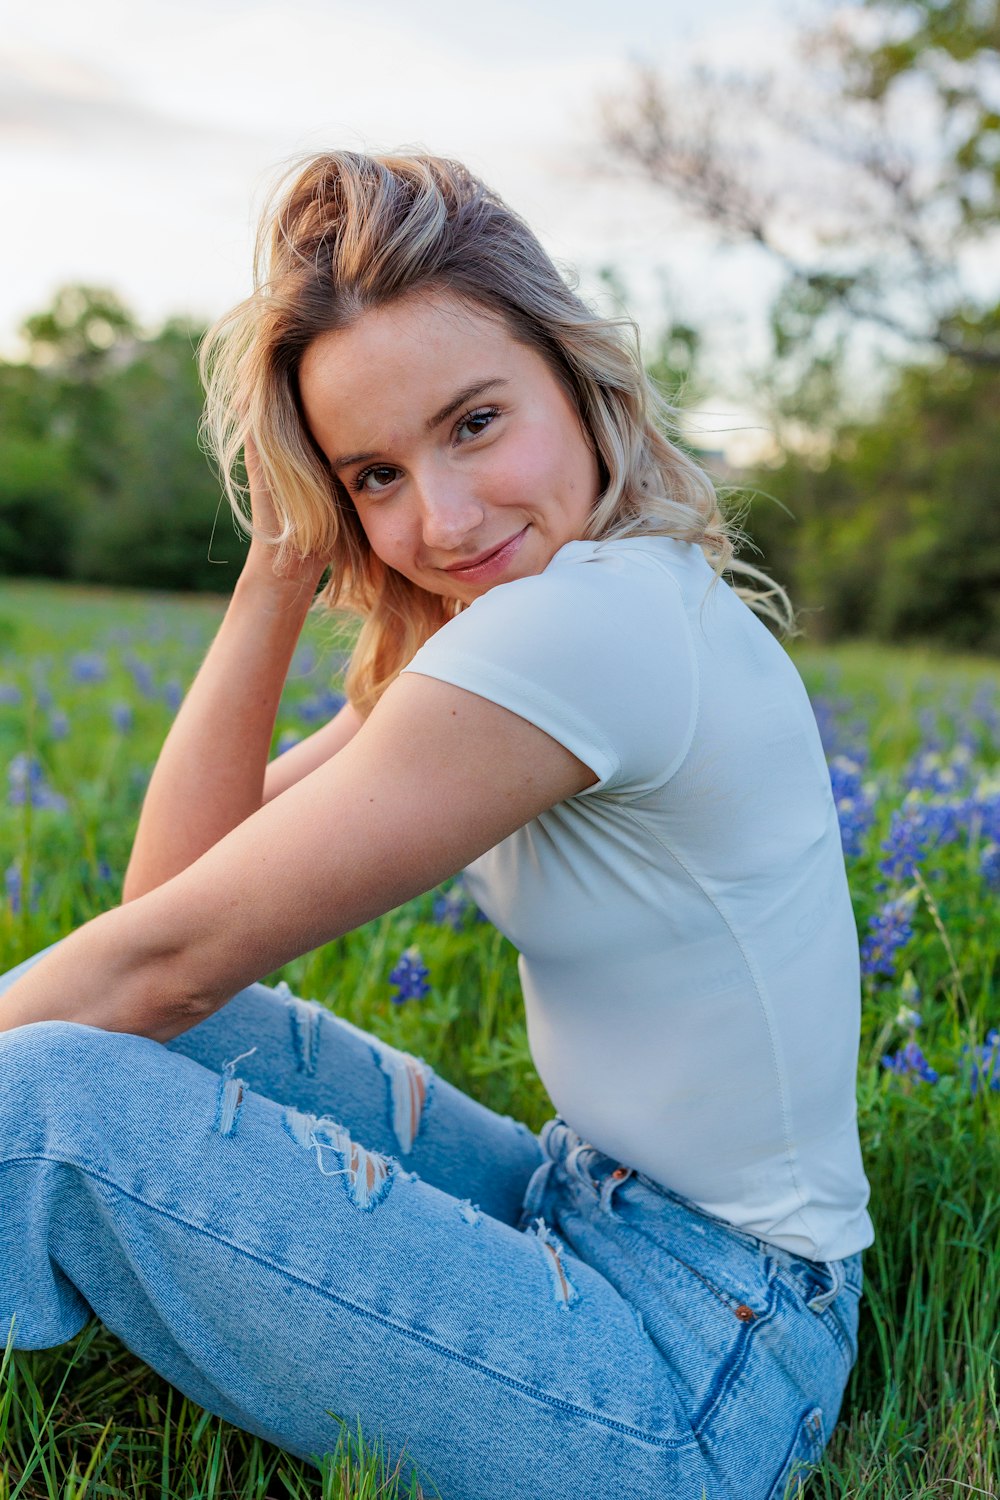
[443,526,529,582]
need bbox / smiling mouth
[443,528,528,573]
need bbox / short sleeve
[402,541,699,795]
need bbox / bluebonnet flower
[4,862,41,916]
[162,679,183,713]
[828,755,877,859]
[48,707,70,740]
[894,970,922,1030]
[0,683,21,707]
[7,753,67,811]
[276,731,301,756]
[881,1039,939,1084]
[69,652,108,684]
[296,690,347,724]
[902,746,974,798]
[110,701,133,734]
[861,890,918,982]
[389,946,431,1004]
[980,843,1000,892]
[961,1030,1000,1096]
[878,797,961,885]
[34,687,52,711]
[124,654,157,699]
[434,882,469,930]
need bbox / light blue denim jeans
[0,942,863,1499]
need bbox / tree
[600,0,1000,393]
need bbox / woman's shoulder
[462,533,709,622]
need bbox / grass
[1,577,999,1498]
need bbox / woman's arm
[122,566,322,902]
[0,673,596,1039]
[123,439,337,903]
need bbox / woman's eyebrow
[331,377,510,470]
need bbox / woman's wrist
[238,548,328,610]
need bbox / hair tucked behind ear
[199,149,793,717]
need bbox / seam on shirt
[617,805,814,1247]
[403,652,621,788]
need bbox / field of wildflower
[1,576,998,1499]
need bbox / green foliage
[746,356,1000,651]
[1,586,1000,1495]
[0,287,247,593]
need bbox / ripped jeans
[0,945,863,1500]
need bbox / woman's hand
[242,435,334,592]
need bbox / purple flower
[881,1040,939,1084]
[7,753,67,811]
[296,690,347,724]
[879,799,961,885]
[48,707,70,740]
[828,755,877,859]
[4,862,41,915]
[981,843,1000,892]
[962,1030,1000,1096]
[388,946,431,1005]
[69,652,107,684]
[162,679,183,713]
[124,654,157,699]
[0,683,22,707]
[110,701,133,734]
[433,883,469,930]
[861,890,918,983]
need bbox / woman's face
[298,290,602,604]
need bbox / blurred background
[1,0,998,651]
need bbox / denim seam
[615,1211,770,1318]
[604,1213,781,1439]
[773,1273,853,1366]
[1,1153,700,1453]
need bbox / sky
[0,0,934,462]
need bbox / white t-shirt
[404,535,874,1262]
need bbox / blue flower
[4,862,41,916]
[110,701,133,734]
[48,707,70,740]
[162,680,183,713]
[981,843,1000,893]
[296,690,347,724]
[881,1040,939,1084]
[124,654,157,699]
[433,882,470,930]
[828,755,877,859]
[0,683,22,707]
[388,946,431,1005]
[960,1030,1000,1096]
[69,652,108,684]
[276,731,302,756]
[861,890,918,982]
[7,754,68,812]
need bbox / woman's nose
[416,477,486,551]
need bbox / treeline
[743,351,1000,653]
[0,286,248,594]
[1,284,998,653]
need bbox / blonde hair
[200,149,793,716]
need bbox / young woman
[0,151,873,1499]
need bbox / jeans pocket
[765,1405,826,1500]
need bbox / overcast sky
[0,0,870,459]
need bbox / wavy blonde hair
[200,149,793,716]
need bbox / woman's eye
[456,406,500,441]
[352,465,398,495]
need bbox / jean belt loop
[806,1256,846,1314]
[519,1158,554,1227]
